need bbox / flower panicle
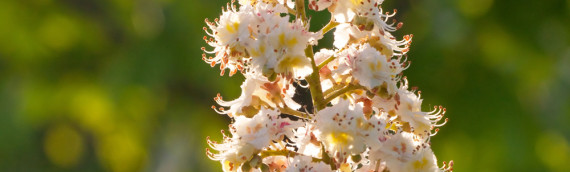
[200,0,453,171]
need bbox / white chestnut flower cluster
[202,0,453,171]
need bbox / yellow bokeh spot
[536,130,570,172]
[477,23,516,68]
[98,131,147,172]
[326,131,354,147]
[70,86,113,134]
[38,14,78,51]
[44,124,84,168]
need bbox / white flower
[333,23,370,49]
[330,0,357,23]
[394,79,447,138]
[313,99,368,161]
[370,94,398,113]
[214,72,301,117]
[291,125,322,157]
[249,4,291,37]
[214,5,254,48]
[326,0,407,42]
[334,24,412,58]
[336,43,406,93]
[350,44,392,90]
[275,53,314,79]
[369,131,442,172]
[330,0,384,23]
[247,35,278,75]
[207,107,301,165]
[265,20,320,78]
[268,20,315,54]
[266,115,304,142]
[367,132,416,167]
[403,147,441,172]
[203,3,255,76]
[234,107,301,147]
[359,111,389,148]
[232,109,274,149]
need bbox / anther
[397,22,403,29]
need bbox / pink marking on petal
[279,122,291,129]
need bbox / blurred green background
[0,0,569,171]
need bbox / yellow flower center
[278,33,298,48]
[413,157,428,170]
[326,131,354,147]
[368,61,383,72]
[350,0,365,6]
[250,45,266,57]
[226,22,240,34]
[276,55,306,73]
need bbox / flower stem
[323,83,344,96]
[305,47,326,111]
[295,0,307,23]
[318,46,347,70]
[287,7,297,15]
[260,149,298,158]
[323,84,362,104]
[296,0,326,111]
[321,20,339,35]
[317,55,336,69]
[279,106,311,119]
